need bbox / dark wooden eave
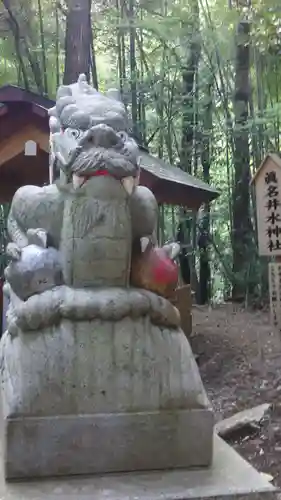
[0,84,53,111]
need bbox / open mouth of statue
[72,171,137,195]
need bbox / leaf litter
[191,304,281,489]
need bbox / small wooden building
[0,84,219,336]
[0,85,52,203]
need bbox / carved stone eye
[117,131,128,142]
[66,128,81,140]
[70,129,81,140]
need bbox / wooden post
[268,260,281,331]
[172,285,192,338]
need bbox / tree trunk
[232,19,254,301]
[180,0,200,175]
[198,81,213,305]
[179,0,200,302]
[128,0,139,141]
[63,0,92,84]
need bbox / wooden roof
[0,84,54,110]
[139,149,218,206]
[0,84,219,208]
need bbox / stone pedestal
[1,287,213,479]
[0,436,277,500]
[4,409,213,479]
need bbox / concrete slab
[0,435,277,500]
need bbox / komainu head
[48,74,140,195]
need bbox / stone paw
[6,242,22,261]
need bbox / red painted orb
[131,245,179,299]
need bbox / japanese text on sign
[265,171,281,252]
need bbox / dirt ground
[191,304,281,488]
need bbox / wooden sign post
[251,153,281,329]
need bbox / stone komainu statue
[0,75,213,481]
[7,75,158,288]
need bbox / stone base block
[4,409,213,479]
[0,436,277,499]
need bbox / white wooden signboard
[252,154,281,257]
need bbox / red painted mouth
[82,169,111,186]
[72,171,137,195]
[73,169,112,188]
[86,169,111,177]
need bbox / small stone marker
[215,403,272,439]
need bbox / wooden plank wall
[172,285,192,338]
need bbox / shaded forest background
[0,0,280,304]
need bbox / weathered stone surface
[60,176,132,288]
[1,317,209,418]
[0,436,277,499]
[1,74,215,482]
[215,404,272,438]
[1,312,213,478]
[129,185,158,238]
[51,74,129,132]
[4,409,213,479]
[5,287,181,335]
[5,242,63,301]
[7,183,64,248]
